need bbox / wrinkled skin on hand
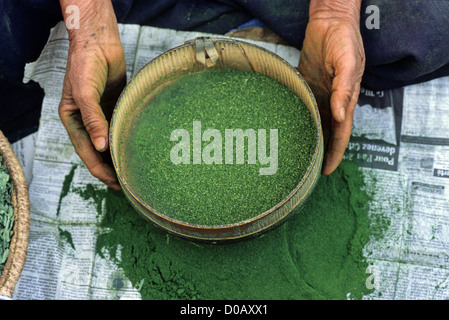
[59,0,125,189]
[298,1,365,175]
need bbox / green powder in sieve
[123,69,317,225]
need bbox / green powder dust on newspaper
[63,160,385,300]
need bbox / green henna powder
[57,164,77,216]
[65,160,378,300]
[123,69,317,225]
[58,227,75,250]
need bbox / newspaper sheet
[10,21,449,299]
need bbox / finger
[59,105,121,190]
[330,75,356,122]
[322,84,359,175]
[100,70,127,121]
[304,81,332,151]
[329,61,358,123]
[70,84,110,153]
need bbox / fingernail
[94,137,106,152]
[339,108,346,122]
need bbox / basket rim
[0,130,30,297]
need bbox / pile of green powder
[0,156,14,274]
[64,160,377,300]
[123,69,317,225]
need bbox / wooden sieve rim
[0,130,30,297]
[110,37,324,241]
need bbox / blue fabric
[360,0,449,89]
[0,0,62,142]
[1,0,448,142]
[227,18,266,34]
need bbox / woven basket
[0,130,30,298]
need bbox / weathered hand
[298,0,365,175]
[59,0,126,189]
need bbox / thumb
[329,65,357,123]
[330,85,354,123]
[73,88,109,152]
[326,37,363,122]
